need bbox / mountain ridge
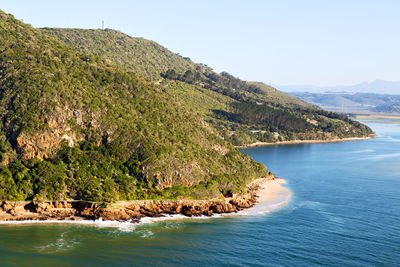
[290,92,400,114]
[278,80,400,94]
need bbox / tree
[163,69,177,80]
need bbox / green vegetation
[1,141,261,202]
[0,10,267,202]
[43,28,373,146]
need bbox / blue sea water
[1,120,399,266]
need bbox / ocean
[1,120,399,266]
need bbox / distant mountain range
[277,80,400,95]
[289,92,400,114]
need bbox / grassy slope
[42,28,195,82]
[42,28,314,107]
[0,10,267,202]
[246,81,315,107]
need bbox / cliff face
[13,107,115,161]
[0,10,268,202]
[16,111,79,160]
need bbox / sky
[1,0,399,86]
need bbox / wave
[348,149,375,154]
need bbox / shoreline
[236,135,375,148]
[238,178,292,216]
[0,177,291,225]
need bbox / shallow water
[1,120,400,266]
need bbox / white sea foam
[36,231,80,253]
[0,213,224,229]
[237,189,293,216]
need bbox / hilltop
[0,10,267,203]
[42,28,373,145]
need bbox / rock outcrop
[0,183,259,222]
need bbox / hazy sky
[1,0,399,86]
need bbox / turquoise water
[1,121,400,266]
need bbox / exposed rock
[0,180,260,222]
[2,201,26,216]
[34,201,54,213]
[97,208,131,221]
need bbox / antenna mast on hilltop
[102,20,105,30]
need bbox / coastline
[236,135,375,148]
[0,177,291,224]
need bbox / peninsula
[0,10,371,222]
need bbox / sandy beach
[250,177,291,203]
[236,177,292,216]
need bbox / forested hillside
[43,28,374,145]
[0,10,268,202]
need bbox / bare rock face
[209,202,235,214]
[231,193,256,209]
[2,202,26,216]
[96,208,131,221]
[75,202,100,219]
[47,208,76,218]
[34,202,54,213]
[13,108,91,161]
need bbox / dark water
[1,121,400,266]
